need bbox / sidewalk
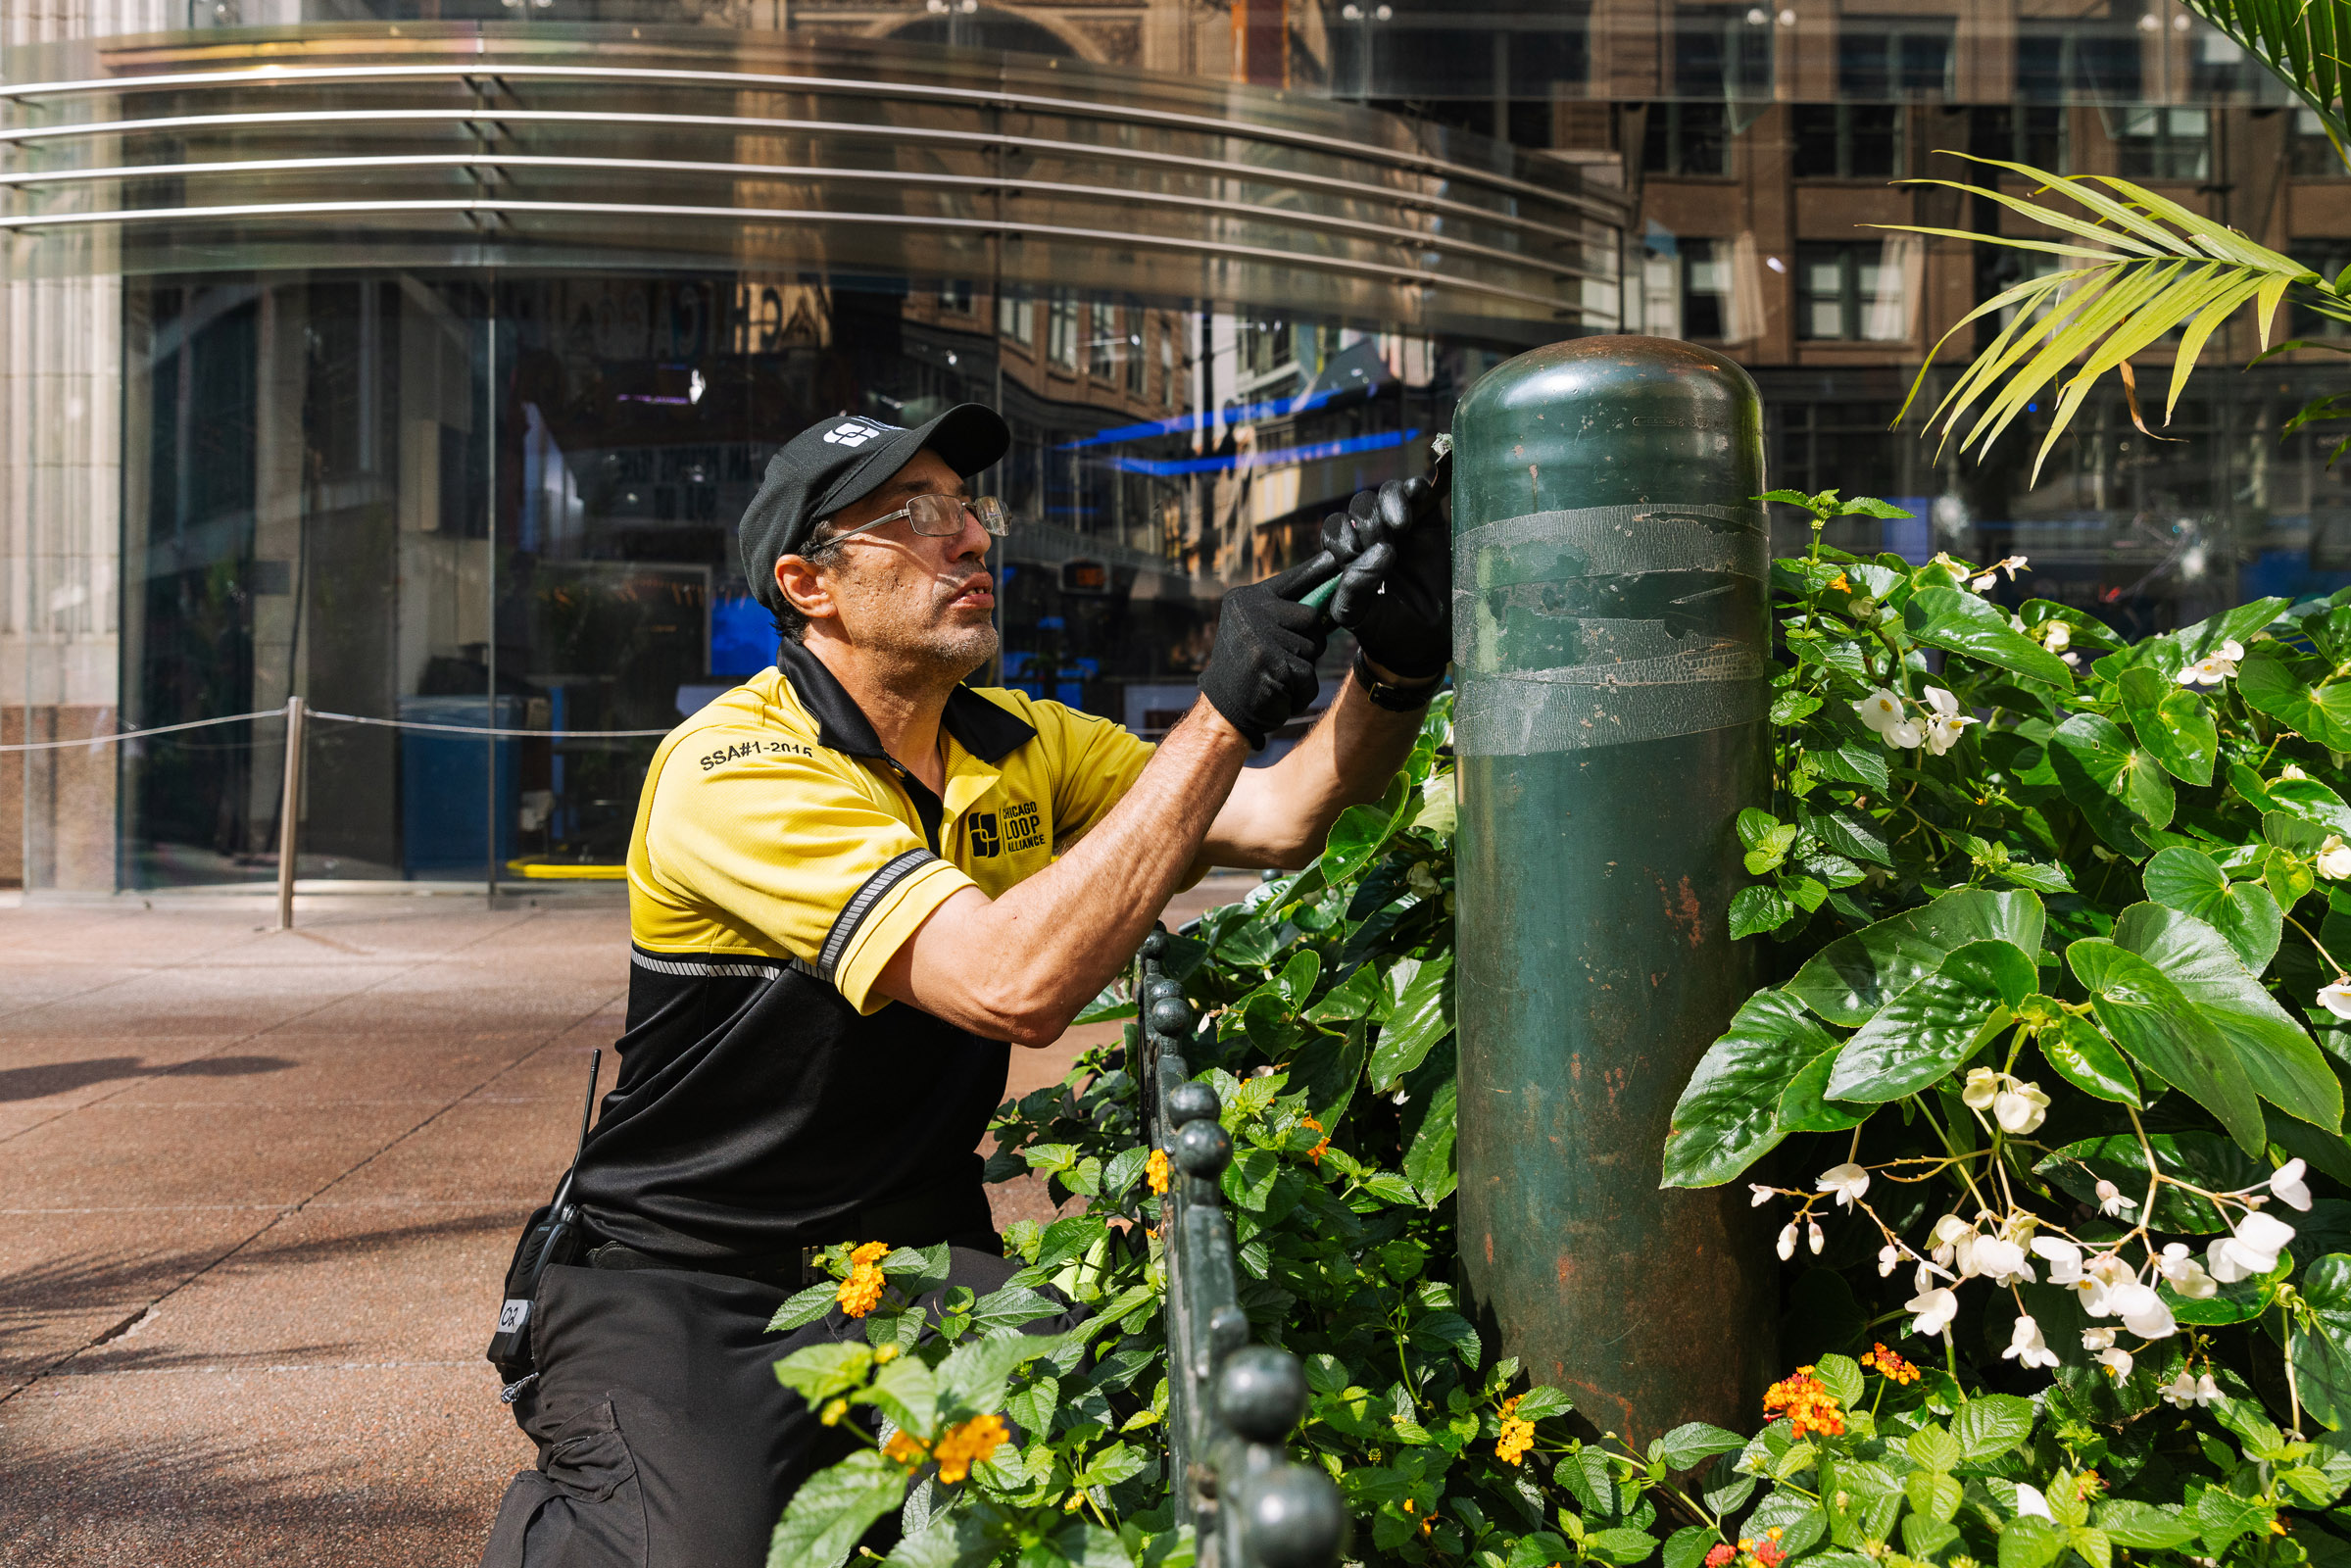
[0,877,1250,1565]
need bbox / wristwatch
[1352,649,1445,711]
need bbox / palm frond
[2180,0,2351,169]
[1882,154,2327,482]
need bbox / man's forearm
[874,696,1251,1043]
[1199,668,1432,869]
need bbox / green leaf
[1902,586,2076,688]
[1952,1392,2035,1460]
[2049,712,2175,850]
[1813,1353,1864,1408]
[1369,953,1453,1090]
[2140,847,2283,973]
[2118,666,2219,786]
[2180,598,2290,660]
[1731,884,1795,941]
[2035,1131,2266,1232]
[1997,1515,2070,1568]
[1318,802,1397,884]
[1805,804,1894,868]
[1662,1527,1719,1568]
[1587,1529,1662,1566]
[1656,1422,1747,1472]
[1776,1043,1867,1133]
[2093,1501,2198,1550]
[1825,940,2035,1103]
[2036,1013,2140,1106]
[2068,939,2268,1154]
[867,1355,940,1437]
[1906,1425,1962,1474]
[2296,1253,2351,1432]
[2193,1486,2275,1555]
[769,1282,841,1333]
[2239,651,2351,751]
[1006,1373,1057,1440]
[966,1286,1065,1337]
[1303,963,1382,1023]
[938,1330,1071,1422]
[2113,902,2343,1131]
[1402,1075,1458,1206]
[1411,1310,1482,1369]
[1662,991,1837,1187]
[1787,888,2045,1027]
[774,1343,876,1404]
[1907,1471,1964,1524]
[766,1449,913,1568]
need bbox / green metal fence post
[1449,335,1778,1442]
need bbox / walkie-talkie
[486,1047,602,1387]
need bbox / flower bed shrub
[769,503,2351,1568]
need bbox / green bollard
[1449,336,1777,1443]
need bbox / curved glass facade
[1,22,1616,889]
[7,0,2340,892]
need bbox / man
[481,402,1449,1567]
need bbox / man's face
[786,448,998,676]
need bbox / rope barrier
[0,702,678,752]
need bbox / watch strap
[1352,649,1445,711]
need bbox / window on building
[1682,240,1730,339]
[2016,22,2142,102]
[2189,31,2252,97]
[2115,107,2210,180]
[1161,325,1178,408]
[1792,104,1902,178]
[2293,109,2347,176]
[2293,241,2351,339]
[1672,5,1775,99]
[1087,302,1115,381]
[939,279,973,315]
[997,289,1034,346]
[1775,399,1904,499]
[1124,304,1147,397]
[1241,317,1293,381]
[1969,105,2067,172]
[1047,291,1079,370]
[1798,241,1908,341]
[1837,17,1955,100]
[1642,101,1731,175]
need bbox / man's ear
[775,554,836,625]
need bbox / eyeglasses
[826,493,1006,544]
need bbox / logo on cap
[821,419,889,449]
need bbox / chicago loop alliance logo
[821,419,893,448]
[967,801,1045,858]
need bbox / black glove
[1321,476,1451,681]
[1200,558,1330,750]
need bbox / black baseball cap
[737,403,1011,614]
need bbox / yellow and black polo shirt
[570,636,1153,1265]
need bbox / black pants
[478,1248,1037,1568]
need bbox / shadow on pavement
[0,1054,297,1102]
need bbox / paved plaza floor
[0,876,1249,1565]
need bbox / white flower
[2032,1236,2084,1286]
[2002,1314,2060,1370]
[2014,1483,2054,1521]
[1885,717,1924,750]
[1970,1236,2034,1286]
[1921,686,1979,757]
[2062,650,2082,667]
[1914,1260,1943,1295]
[1777,1222,1798,1261]
[1808,1220,1825,1255]
[1854,688,1908,734]
[1818,1163,1871,1206]
[2098,1347,2135,1381]
[1930,1213,1975,1264]
[2112,1280,2178,1340]
[1994,1080,2051,1135]
[2159,1243,2219,1300]
[2281,763,2310,782]
[1960,1069,2000,1111]
[2320,838,2351,881]
[2194,1372,2223,1406]
[2322,978,2351,1021]
[1908,1286,1959,1336]
[1970,556,2029,592]
[1879,1244,1901,1277]
[2095,1179,2137,1217]
[2272,1157,2314,1212]
[2081,1326,2117,1351]
[2210,1210,2296,1282]
[2160,1370,2200,1407]
[1749,1183,1776,1208]
[2041,620,2072,653]
[2178,640,2245,687]
[2078,1251,2134,1316]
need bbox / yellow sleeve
[1028,700,1157,847]
[636,729,977,1014]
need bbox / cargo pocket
[483,1399,649,1568]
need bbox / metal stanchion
[277,695,306,931]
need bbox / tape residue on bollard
[1454,502,1769,758]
